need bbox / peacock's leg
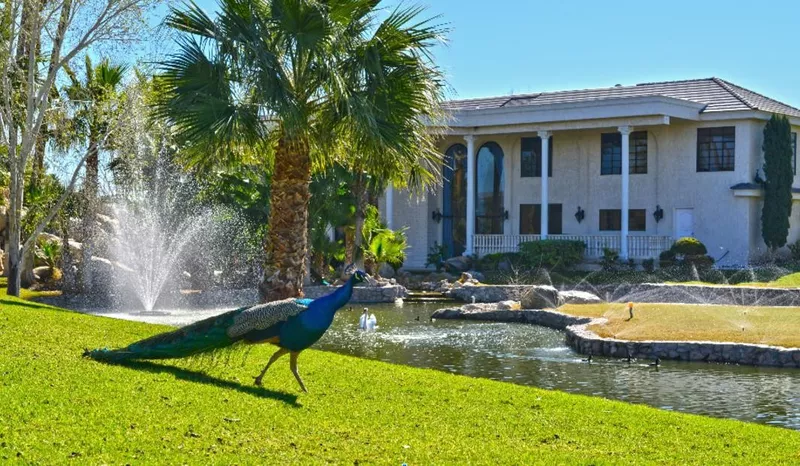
[254,348,288,386]
[289,351,307,393]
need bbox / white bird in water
[359,307,377,331]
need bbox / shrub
[477,252,524,272]
[789,239,800,262]
[425,242,446,272]
[518,240,585,270]
[642,258,655,273]
[599,247,620,271]
[671,237,707,256]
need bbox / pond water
[95,301,800,430]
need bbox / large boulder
[520,285,563,309]
[559,290,603,305]
[444,255,472,274]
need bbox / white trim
[539,131,551,238]
[441,115,670,136]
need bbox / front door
[674,208,694,238]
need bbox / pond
[95,301,800,430]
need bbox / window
[599,209,646,231]
[630,131,648,174]
[601,131,647,175]
[521,136,553,177]
[629,209,647,231]
[475,142,505,234]
[442,144,468,257]
[520,204,562,234]
[697,127,735,172]
[792,132,797,175]
[599,209,621,231]
[601,134,622,175]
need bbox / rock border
[446,282,800,307]
[303,284,407,303]
[431,306,800,369]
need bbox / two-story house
[380,78,800,268]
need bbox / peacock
[85,268,368,392]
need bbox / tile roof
[443,78,800,118]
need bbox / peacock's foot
[253,376,263,386]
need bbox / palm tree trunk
[259,137,311,302]
[81,139,98,293]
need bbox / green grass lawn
[559,303,800,348]
[2,292,800,464]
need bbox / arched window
[442,144,467,257]
[476,142,505,234]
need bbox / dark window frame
[629,131,648,174]
[601,131,648,175]
[520,136,554,178]
[697,126,735,172]
[520,203,563,234]
[629,209,647,232]
[599,209,646,232]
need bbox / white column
[538,131,551,239]
[385,182,394,230]
[619,126,631,259]
[465,135,476,256]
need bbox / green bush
[671,237,707,256]
[599,247,620,271]
[477,252,525,272]
[518,240,585,270]
[425,242,446,272]
[642,258,655,273]
[789,240,800,262]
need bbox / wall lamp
[574,206,585,223]
[653,205,664,223]
[431,208,442,223]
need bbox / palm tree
[157,0,447,301]
[61,55,127,291]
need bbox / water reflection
[318,302,800,430]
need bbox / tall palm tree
[62,55,127,291]
[157,0,447,301]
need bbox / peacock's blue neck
[302,275,356,329]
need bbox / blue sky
[185,0,800,106]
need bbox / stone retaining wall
[303,284,407,303]
[446,285,530,303]
[565,321,800,368]
[574,282,800,307]
[431,307,591,330]
[432,305,800,368]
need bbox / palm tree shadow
[109,359,300,407]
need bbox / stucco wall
[383,118,799,268]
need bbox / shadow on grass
[107,359,300,407]
[1,298,54,310]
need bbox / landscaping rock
[521,285,563,309]
[466,270,486,282]
[444,255,472,274]
[447,284,531,303]
[378,263,396,279]
[33,266,54,281]
[559,290,602,305]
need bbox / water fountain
[110,202,211,312]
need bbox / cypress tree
[761,114,794,250]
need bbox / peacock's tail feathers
[85,307,247,363]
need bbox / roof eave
[441,95,704,128]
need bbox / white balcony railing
[473,234,674,259]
